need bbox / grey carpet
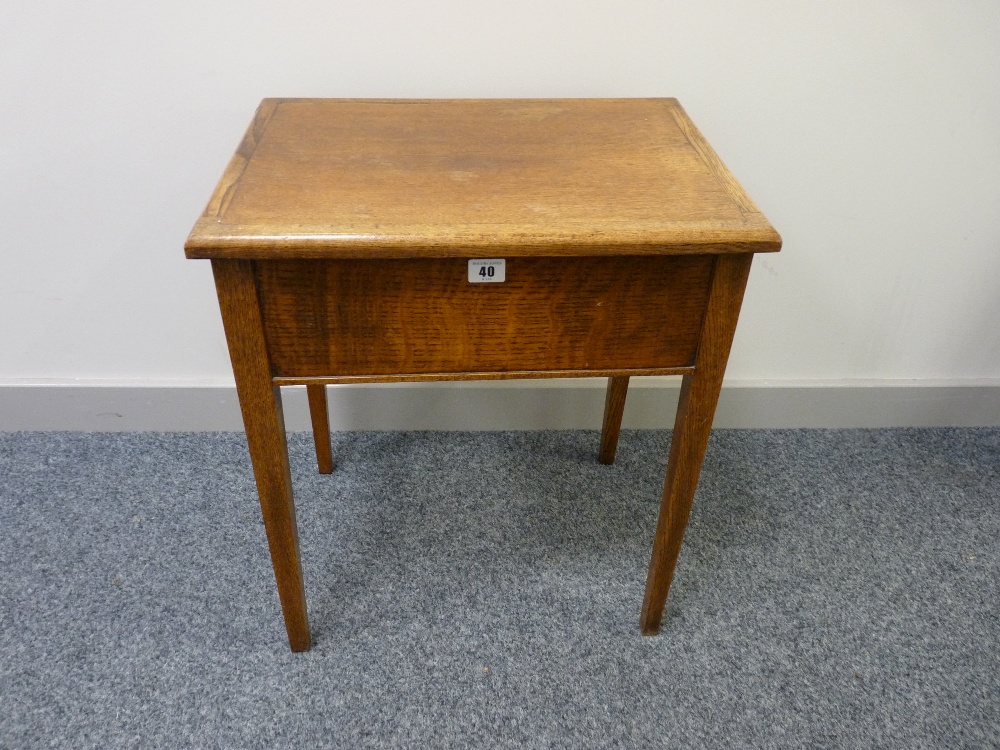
[1,429,997,748]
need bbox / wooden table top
[185,98,780,259]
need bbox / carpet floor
[1,429,998,748]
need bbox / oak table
[185,98,781,651]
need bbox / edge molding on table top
[184,236,780,260]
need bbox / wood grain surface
[255,255,714,377]
[185,98,781,258]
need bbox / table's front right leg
[212,259,311,652]
[639,254,753,635]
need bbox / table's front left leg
[213,259,311,652]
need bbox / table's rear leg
[307,384,334,474]
[599,376,630,464]
[640,254,752,634]
[213,259,311,652]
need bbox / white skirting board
[1,380,999,431]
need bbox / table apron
[254,256,716,378]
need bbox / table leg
[307,384,334,474]
[213,259,311,651]
[599,376,630,464]
[639,254,752,634]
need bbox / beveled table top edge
[184,233,782,260]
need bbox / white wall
[2,3,998,401]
